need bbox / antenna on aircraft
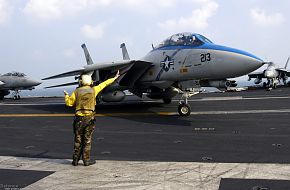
[284,56,290,69]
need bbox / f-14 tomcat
[0,72,41,100]
[43,32,263,116]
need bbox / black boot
[72,160,79,166]
[83,160,96,166]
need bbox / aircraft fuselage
[140,43,263,89]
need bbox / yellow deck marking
[0,112,177,117]
[0,114,75,117]
[0,109,290,117]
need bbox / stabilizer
[120,43,130,60]
[81,43,100,82]
[284,56,290,69]
[81,44,94,65]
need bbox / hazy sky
[0,0,290,88]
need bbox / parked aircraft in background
[0,72,41,100]
[43,32,263,116]
[248,57,290,89]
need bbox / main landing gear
[12,90,21,100]
[178,89,199,116]
[264,78,278,90]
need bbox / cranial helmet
[80,75,93,86]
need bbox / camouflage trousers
[73,115,95,163]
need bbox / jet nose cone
[248,57,264,70]
[234,54,264,76]
[264,70,275,78]
[209,44,264,78]
[28,79,42,87]
[34,81,42,86]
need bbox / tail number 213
[200,53,211,62]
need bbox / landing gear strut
[178,89,199,116]
[12,90,21,100]
[265,78,278,90]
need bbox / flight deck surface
[0,88,290,189]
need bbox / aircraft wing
[276,68,290,77]
[42,59,153,87]
[42,68,85,80]
[119,60,153,87]
[42,60,134,80]
[248,72,264,79]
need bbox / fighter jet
[43,32,263,116]
[0,72,41,100]
[248,57,290,89]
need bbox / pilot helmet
[80,75,93,86]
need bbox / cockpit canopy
[156,33,213,49]
[2,72,26,77]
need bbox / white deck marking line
[191,96,290,102]
[1,96,290,106]
[0,109,290,117]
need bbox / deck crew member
[64,71,120,166]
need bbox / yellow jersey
[65,77,117,116]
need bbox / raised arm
[93,70,120,96]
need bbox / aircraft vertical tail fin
[284,56,290,69]
[81,43,100,82]
[120,43,130,60]
[81,44,94,65]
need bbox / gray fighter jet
[43,32,263,116]
[248,57,290,88]
[0,72,41,100]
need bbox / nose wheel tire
[178,103,191,116]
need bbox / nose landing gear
[12,90,21,100]
[178,89,199,116]
[178,103,191,116]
